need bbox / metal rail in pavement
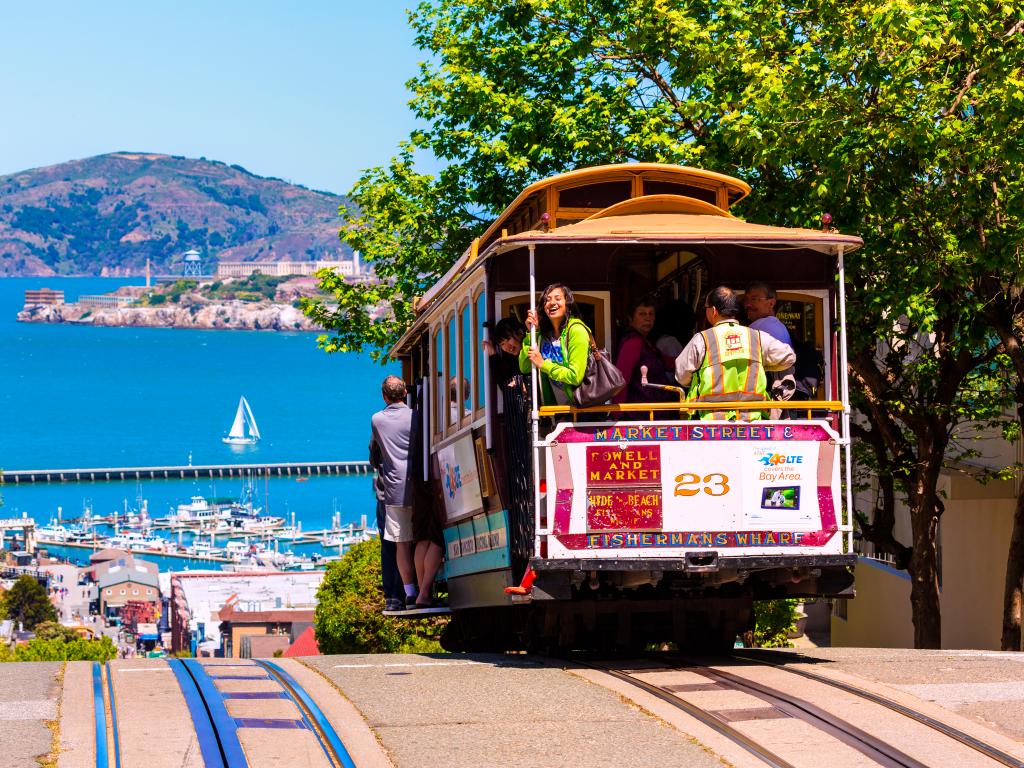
[733,650,1024,768]
[157,658,353,767]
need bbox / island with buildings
[17,253,377,331]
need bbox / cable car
[391,163,860,652]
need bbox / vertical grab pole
[836,245,854,552]
[529,244,542,553]
[483,268,493,451]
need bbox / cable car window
[447,315,458,426]
[461,304,473,420]
[476,291,486,411]
[558,180,632,209]
[642,179,717,204]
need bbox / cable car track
[730,651,1024,768]
[93,659,354,767]
[573,656,1024,768]
[90,662,114,768]
[254,659,357,768]
[571,659,796,768]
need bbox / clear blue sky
[1,1,427,194]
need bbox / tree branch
[941,68,979,117]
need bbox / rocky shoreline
[17,275,329,331]
[18,298,322,331]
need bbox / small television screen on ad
[761,486,800,510]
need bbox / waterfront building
[217,598,314,658]
[169,571,323,656]
[23,288,64,306]
[89,549,134,569]
[92,554,157,583]
[215,259,354,278]
[77,294,138,309]
[97,561,160,624]
[238,633,291,658]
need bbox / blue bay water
[0,277,397,560]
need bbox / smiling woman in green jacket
[519,283,591,406]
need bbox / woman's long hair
[536,282,582,338]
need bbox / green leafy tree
[5,575,57,630]
[750,600,800,649]
[6,635,117,663]
[314,539,445,653]
[308,0,1024,647]
[33,621,80,643]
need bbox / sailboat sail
[228,399,246,439]
[242,396,261,439]
[224,396,260,444]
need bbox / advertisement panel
[437,433,484,522]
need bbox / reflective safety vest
[687,321,768,421]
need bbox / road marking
[943,651,1024,661]
[0,700,57,720]
[332,661,482,669]
[897,682,1024,705]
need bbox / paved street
[0,649,1013,766]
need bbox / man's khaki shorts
[383,505,414,543]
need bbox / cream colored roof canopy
[492,195,862,256]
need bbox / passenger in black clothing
[483,317,527,388]
[651,298,696,360]
[484,317,533,565]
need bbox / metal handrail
[537,400,844,417]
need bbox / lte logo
[758,453,804,467]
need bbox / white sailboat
[222,396,261,445]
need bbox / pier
[0,460,372,485]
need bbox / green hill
[0,152,350,276]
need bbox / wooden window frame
[457,301,472,428]
[446,312,462,434]
[432,326,444,441]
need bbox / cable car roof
[392,177,862,356]
[475,163,752,250]
[492,196,862,254]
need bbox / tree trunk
[907,455,943,649]
[1002,488,1024,651]
[981,299,1024,651]
[1001,402,1024,651]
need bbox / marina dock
[0,460,372,484]
[37,538,234,563]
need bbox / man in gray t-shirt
[744,281,792,345]
[744,282,800,405]
[370,375,417,607]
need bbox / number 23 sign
[674,473,730,497]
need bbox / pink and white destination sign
[543,421,843,556]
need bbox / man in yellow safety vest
[675,286,796,421]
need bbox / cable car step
[383,605,452,617]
